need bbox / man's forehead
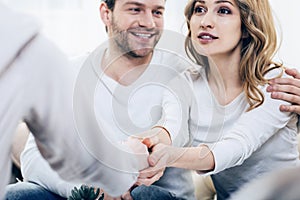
[115,0,166,8]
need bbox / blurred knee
[192,172,216,200]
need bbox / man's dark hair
[102,0,115,11]
[102,0,166,32]
[102,0,166,11]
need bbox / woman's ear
[99,2,112,27]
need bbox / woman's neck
[207,52,243,105]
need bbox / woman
[139,0,299,199]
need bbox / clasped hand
[132,128,179,186]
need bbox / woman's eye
[194,6,206,14]
[218,7,231,14]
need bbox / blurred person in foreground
[0,2,149,199]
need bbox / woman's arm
[148,142,215,171]
[139,137,215,180]
[143,69,296,174]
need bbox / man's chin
[127,48,154,58]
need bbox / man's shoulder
[69,53,90,70]
[152,49,193,73]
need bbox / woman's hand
[138,143,184,184]
[137,143,175,186]
[132,126,173,186]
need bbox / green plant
[67,185,104,200]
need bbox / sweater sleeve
[20,32,139,197]
[208,70,297,174]
[21,134,77,198]
[156,72,195,147]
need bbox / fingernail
[142,138,150,146]
[266,86,272,92]
[280,105,288,112]
[271,92,279,98]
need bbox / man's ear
[99,2,112,27]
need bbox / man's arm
[267,68,300,114]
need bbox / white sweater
[21,46,196,199]
[161,67,299,198]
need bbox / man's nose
[138,11,155,28]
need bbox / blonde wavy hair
[184,0,283,111]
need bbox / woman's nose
[199,12,214,29]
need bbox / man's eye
[153,10,163,17]
[194,6,206,14]
[129,7,141,13]
[218,7,231,14]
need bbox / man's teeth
[134,33,151,38]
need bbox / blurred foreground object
[230,166,300,200]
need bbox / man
[5,0,196,199]
[0,2,147,199]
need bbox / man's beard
[111,17,161,58]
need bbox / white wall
[270,0,300,68]
[3,0,299,69]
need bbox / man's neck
[101,49,153,86]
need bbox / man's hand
[137,143,183,186]
[103,191,121,200]
[133,126,171,149]
[122,137,149,170]
[136,165,165,186]
[102,190,133,200]
[137,143,171,186]
[267,68,300,114]
[132,127,171,186]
